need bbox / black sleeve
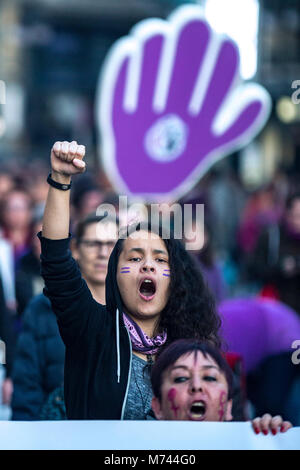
[38,233,108,347]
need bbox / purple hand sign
[96,5,271,202]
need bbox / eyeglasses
[78,240,115,251]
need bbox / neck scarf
[122,312,167,355]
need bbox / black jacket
[39,234,132,420]
[11,293,65,420]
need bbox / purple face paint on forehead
[193,350,198,366]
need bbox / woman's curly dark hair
[115,221,222,349]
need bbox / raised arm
[39,141,108,347]
[42,141,86,239]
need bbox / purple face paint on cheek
[163,269,170,277]
[120,267,131,273]
[167,388,180,418]
[218,390,227,421]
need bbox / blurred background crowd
[0,0,300,426]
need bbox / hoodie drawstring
[116,308,121,383]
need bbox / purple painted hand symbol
[97,5,271,201]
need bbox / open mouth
[139,278,156,301]
[189,401,206,420]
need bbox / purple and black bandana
[123,312,167,355]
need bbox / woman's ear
[151,396,163,420]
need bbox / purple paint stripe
[163,274,170,277]
[121,271,130,273]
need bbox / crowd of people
[0,141,299,433]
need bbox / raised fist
[50,141,86,177]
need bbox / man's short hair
[75,212,119,242]
[151,339,234,401]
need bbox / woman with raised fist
[39,141,221,420]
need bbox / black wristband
[47,173,72,191]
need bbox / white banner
[0,421,299,450]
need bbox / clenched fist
[51,141,86,178]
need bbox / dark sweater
[38,234,132,420]
[11,294,65,420]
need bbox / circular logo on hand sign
[96,4,271,202]
[144,114,188,163]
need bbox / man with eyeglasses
[72,214,119,305]
[11,212,118,420]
